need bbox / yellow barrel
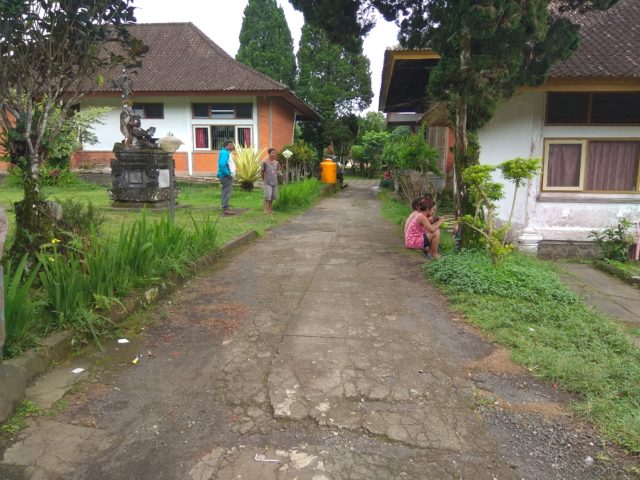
[320,158,337,184]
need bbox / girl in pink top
[404,198,444,258]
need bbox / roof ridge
[186,22,290,92]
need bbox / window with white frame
[543,139,640,192]
[193,126,253,150]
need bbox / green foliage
[3,213,219,356]
[296,23,372,155]
[57,200,106,238]
[498,157,541,188]
[273,178,322,212]
[425,250,640,452]
[379,177,394,190]
[290,0,617,219]
[589,218,634,263]
[350,145,365,163]
[357,111,386,140]
[236,0,296,88]
[460,158,540,262]
[0,0,145,257]
[382,127,438,174]
[46,107,111,169]
[4,165,81,189]
[279,140,318,182]
[2,256,46,358]
[233,145,266,190]
[0,400,41,435]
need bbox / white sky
[132,0,399,112]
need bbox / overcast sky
[132,0,399,112]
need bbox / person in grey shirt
[261,148,280,214]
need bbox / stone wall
[537,240,601,259]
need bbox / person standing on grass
[217,140,235,216]
[261,147,280,214]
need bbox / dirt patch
[465,346,527,375]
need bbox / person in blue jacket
[217,140,235,215]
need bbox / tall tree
[236,0,297,89]
[290,0,619,218]
[296,23,372,158]
[0,0,145,258]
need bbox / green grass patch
[425,250,640,452]
[0,400,41,436]
[2,176,327,358]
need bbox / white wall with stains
[478,91,640,245]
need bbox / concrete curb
[0,230,258,423]
[594,259,640,288]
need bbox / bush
[589,218,634,263]
[425,250,640,452]
[5,164,80,188]
[273,178,321,212]
[379,177,394,190]
[4,213,219,356]
[57,200,106,238]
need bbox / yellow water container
[320,158,337,184]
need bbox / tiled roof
[550,0,640,79]
[96,23,318,119]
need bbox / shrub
[233,145,265,191]
[589,218,634,263]
[57,200,106,238]
[273,178,321,212]
[4,213,219,356]
[5,164,80,188]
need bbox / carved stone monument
[109,72,177,207]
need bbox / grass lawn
[0,179,301,248]
[380,192,640,453]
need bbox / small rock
[585,456,594,466]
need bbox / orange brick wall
[192,152,217,174]
[257,97,295,152]
[71,151,115,169]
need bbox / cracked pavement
[1,181,636,479]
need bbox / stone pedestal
[517,228,543,255]
[109,147,176,206]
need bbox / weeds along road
[0,180,634,479]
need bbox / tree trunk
[10,168,55,260]
[0,207,7,358]
[453,29,477,247]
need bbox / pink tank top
[405,213,426,249]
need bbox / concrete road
[1,181,635,479]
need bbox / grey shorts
[264,184,278,201]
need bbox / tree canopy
[290,0,619,222]
[296,23,372,157]
[236,0,297,89]
[0,0,144,257]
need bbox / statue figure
[119,105,158,149]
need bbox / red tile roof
[550,0,640,79]
[96,23,318,120]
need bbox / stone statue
[119,105,158,149]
